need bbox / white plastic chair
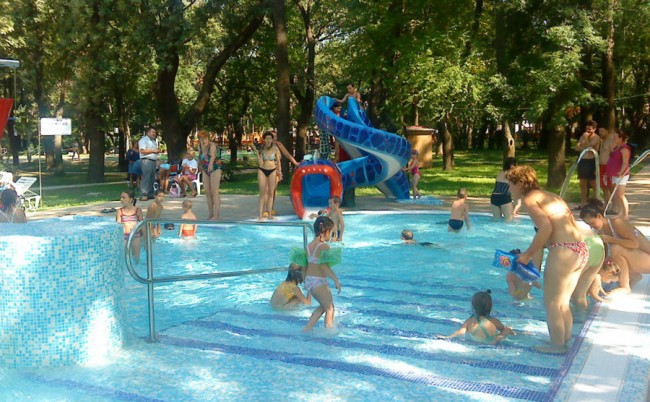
[13,176,41,211]
[192,171,202,196]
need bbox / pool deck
[27,164,650,402]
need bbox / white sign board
[40,118,72,136]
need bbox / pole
[38,120,42,206]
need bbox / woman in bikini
[507,165,588,354]
[441,290,514,345]
[197,131,222,220]
[290,216,341,331]
[0,188,27,223]
[580,199,650,294]
[116,190,144,262]
[402,149,422,199]
[490,157,521,221]
[257,131,281,220]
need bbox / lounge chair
[13,176,41,211]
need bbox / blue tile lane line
[184,318,559,378]
[21,373,167,402]
[157,334,549,401]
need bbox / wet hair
[401,230,414,241]
[586,120,598,129]
[600,260,620,277]
[155,189,165,197]
[286,264,303,284]
[330,195,341,205]
[457,188,468,199]
[503,157,517,171]
[505,165,539,194]
[508,248,521,255]
[182,200,192,210]
[1,188,18,211]
[472,290,493,318]
[580,198,605,219]
[314,216,334,235]
[122,189,137,206]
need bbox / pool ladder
[125,218,312,342]
[560,147,650,217]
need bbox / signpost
[38,117,73,206]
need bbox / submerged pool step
[157,327,552,402]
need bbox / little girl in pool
[116,190,143,262]
[441,290,515,345]
[270,264,311,309]
[290,216,342,331]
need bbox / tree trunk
[272,0,292,180]
[86,106,105,183]
[545,123,566,189]
[439,119,453,171]
[503,119,515,159]
[602,0,617,131]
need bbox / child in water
[290,216,342,331]
[310,196,345,242]
[116,190,144,262]
[270,264,311,309]
[401,230,436,247]
[588,260,620,303]
[179,199,197,238]
[441,290,515,345]
[449,188,471,232]
[506,249,542,300]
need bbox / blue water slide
[313,96,411,199]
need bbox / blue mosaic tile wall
[0,216,125,368]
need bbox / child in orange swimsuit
[179,200,197,238]
[116,190,144,262]
[270,264,311,309]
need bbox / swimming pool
[0,212,604,400]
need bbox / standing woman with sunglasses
[197,131,222,220]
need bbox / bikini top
[307,242,325,263]
[120,210,139,223]
[290,245,342,267]
[607,219,640,239]
[466,316,496,344]
[262,150,276,161]
[492,181,510,194]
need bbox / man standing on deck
[139,127,160,201]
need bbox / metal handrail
[604,148,650,216]
[125,218,312,342]
[559,147,600,201]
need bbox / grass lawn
[2,148,586,210]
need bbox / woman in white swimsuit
[0,188,27,223]
[290,216,342,331]
[580,199,650,294]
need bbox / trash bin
[405,126,435,168]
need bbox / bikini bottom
[259,167,276,177]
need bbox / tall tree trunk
[503,119,515,159]
[439,117,453,171]
[272,0,292,179]
[545,122,567,189]
[602,0,617,131]
[86,106,105,183]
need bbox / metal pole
[145,222,156,342]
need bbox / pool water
[0,212,597,401]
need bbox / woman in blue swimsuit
[257,131,282,220]
[440,290,514,345]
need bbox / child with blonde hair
[449,188,470,232]
[179,199,197,238]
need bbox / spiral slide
[315,96,411,196]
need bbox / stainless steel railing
[125,218,312,342]
[559,147,600,201]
